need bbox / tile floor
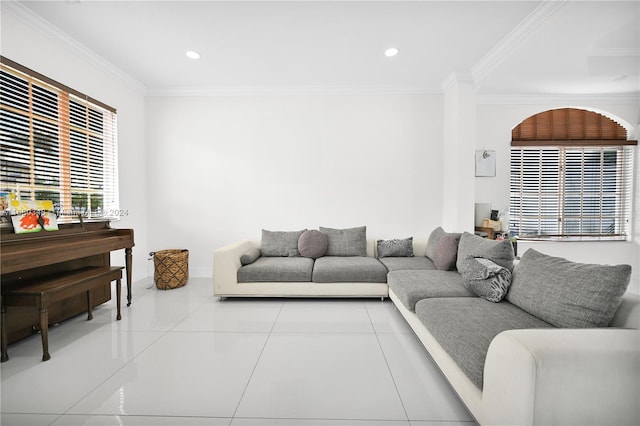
[1,278,476,426]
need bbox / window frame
[509,143,635,240]
[0,56,119,223]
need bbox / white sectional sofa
[213,227,640,425]
[391,286,640,426]
[213,238,393,298]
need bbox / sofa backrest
[610,292,640,329]
[413,238,428,258]
[366,239,376,257]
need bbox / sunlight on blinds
[0,57,119,222]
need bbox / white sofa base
[216,281,388,298]
[390,288,640,426]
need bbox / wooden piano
[0,220,134,347]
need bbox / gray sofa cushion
[261,229,306,257]
[240,247,261,265]
[456,232,514,271]
[506,248,632,328]
[238,257,314,282]
[415,297,553,389]
[312,256,387,283]
[387,270,471,312]
[298,230,328,259]
[433,234,458,271]
[377,237,414,257]
[319,226,367,256]
[425,227,445,260]
[379,256,437,272]
[426,227,462,260]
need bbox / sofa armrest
[213,240,257,296]
[481,328,640,426]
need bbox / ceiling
[6,1,640,96]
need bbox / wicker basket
[152,249,189,290]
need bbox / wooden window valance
[511,108,637,146]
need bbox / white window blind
[0,57,119,222]
[510,145,634,239]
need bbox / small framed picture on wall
[475,150,496,177]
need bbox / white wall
[145,94,443,276]
[442,75,476,232]
[475,100,640,294]
[1,11,149,282]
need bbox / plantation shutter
[510,108,636,239]
[510,146,634,238]
[0,57,119,221]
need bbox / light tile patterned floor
[1,278,476,426]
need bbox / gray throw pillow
[432,234,458,271]
[261,229,306,257]
[319,226,367,257]
[240,247,261,265]
[506,249,631,328]
[426,227,462,260]
[298,230,328,259]
[377,237,414,258]
[456,232,514,272]
[460,255,512,302]
[426,227,446,260]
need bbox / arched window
[509,108,637,240]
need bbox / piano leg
[1,300,8,362]
[39,308,51,362]
[87,291,93,320]
[125,247,133,306]
[116,278,122,321]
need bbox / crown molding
[471,1,567,85]
[146,85,439,97]
[440,71,475,93]
[476,92,640,105]
[2,1,146,94]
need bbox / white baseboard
[188,267,212,278]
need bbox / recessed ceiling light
[185,51,201,60]
[385,48,399,57]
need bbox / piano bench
[1,266,124,362]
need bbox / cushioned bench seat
[387,270,471,311]
[312,256,388,283]
[238,257,314,282]
[379,256,436,272]
[415,297,553,389]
